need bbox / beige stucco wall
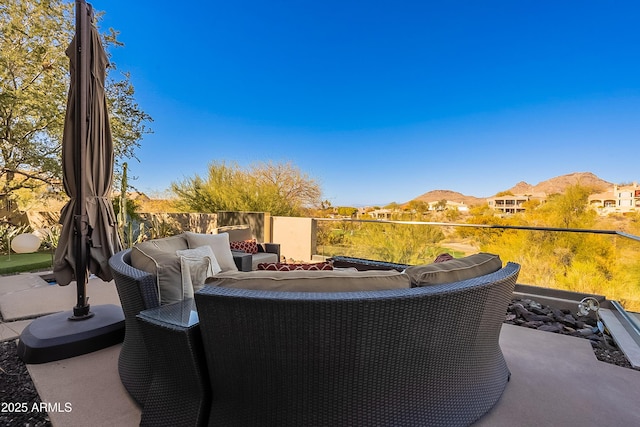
[272,216,316,262]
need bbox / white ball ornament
[11,233,42,253]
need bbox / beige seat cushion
[130,234,190,305]
[208,269,410,292]
[404,252,502,287]
[184,231,238,272]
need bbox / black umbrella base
[17,304,125,364]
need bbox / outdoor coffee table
[137,298,210,426]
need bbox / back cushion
[217,226,253,242]
[208,269,411,292]
[184,231,238,272]
[130,234,190,305]
[404,253,502,287]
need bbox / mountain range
[410,172,613,206]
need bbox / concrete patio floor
[2,272,640,426]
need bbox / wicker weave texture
[195,262,519,426]
[109,249,160,406]
[138,311,210,427]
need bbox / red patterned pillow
[257,262,334,271]
[230,239,259,254]
[434,253,454,263]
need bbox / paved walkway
[2,272,640,426]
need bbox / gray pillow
[130,234,190,305]
[404,253,502,287]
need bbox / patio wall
[271,216,317,262]
[27,211,219,234]
[217,211,272,243]
[216,212,317,262]
[139,212,218,234]
[29,209,319,261]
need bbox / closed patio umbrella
[18,0,124,364]
[53,0,122,317]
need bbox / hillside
[410,189,485,206]
[505,172,612,196]
[408,172,615,205]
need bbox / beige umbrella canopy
[53,2,122,318]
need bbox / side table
[137,299,210,426]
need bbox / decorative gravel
[506,298,640,371]
[0,340,50,427]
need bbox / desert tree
[0,0,151,216]
[171,161,322,216]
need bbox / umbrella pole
[71,0,93,320]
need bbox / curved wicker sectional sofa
[109,244,520,426]
[196,263,520,426]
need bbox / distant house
[369,209,393,220]
[487,195,531,214]
[486,183,640,216]
[588,183,640,215]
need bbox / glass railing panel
[314,218,640,312]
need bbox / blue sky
[95,1,640,206]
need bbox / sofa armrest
[260,243,281,261]
[232,251,252,272]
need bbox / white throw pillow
[176,245,222,294]
[184,231,238,272]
